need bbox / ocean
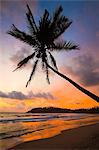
[0,112,99,150]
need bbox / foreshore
[10,123,99,150]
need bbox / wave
[0,113,87,123]
[0,123,56,140]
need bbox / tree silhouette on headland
[7,5,99,102]
[27,107,99,113]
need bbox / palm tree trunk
[47,63,99,102]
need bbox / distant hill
[27,107,99,113]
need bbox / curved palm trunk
[47,63,99,102]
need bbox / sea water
[0,112,99,150]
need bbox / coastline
[10,123,99,150]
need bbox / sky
[0,0,99,112]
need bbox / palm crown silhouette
[8,5,99,102]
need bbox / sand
[10,123,99,150]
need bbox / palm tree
[7,4,99,102]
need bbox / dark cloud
[28,91,56,100]
[0,91,27,99]
[0,91,7,98]
[0,91,56,100]
[64,54,99,87]
[9,91,26,99]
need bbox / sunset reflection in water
[21,115,99,142]
[1,114,99,150]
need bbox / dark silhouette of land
[27,106,99,113]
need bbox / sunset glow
[0,0,99,112]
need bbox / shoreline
[10,123,99,150]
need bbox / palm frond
[38,9,51,45]
[7,24,39,47]
[48,6,63,41]
[48,52,58,70]
[41,58,45,70]
[26,59,38,87]
[52,41,80,51]
[13,52,36,71]
[26,13,36,35]
[43,9,49,23]
[47,6,72,42]
[26,4,38,33]
[52,18,72,41]
[42,55,50,84]
[51,6,63,27]
[8,4,80,87]
[39,9,50,31]
[45,65,50,84]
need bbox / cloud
[0,91,27,99]
[0,91,7,98]
[10,46,32,66]
[28,91,56,100]
[63,54,99,87]
[0,91,56,100]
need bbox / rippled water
[0,112,99,150]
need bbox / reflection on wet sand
[0,114,99,150]
[21,115,99,142]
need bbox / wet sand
[11,123,99,150]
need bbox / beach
[1,113,99,150]
[11,123,99,150]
